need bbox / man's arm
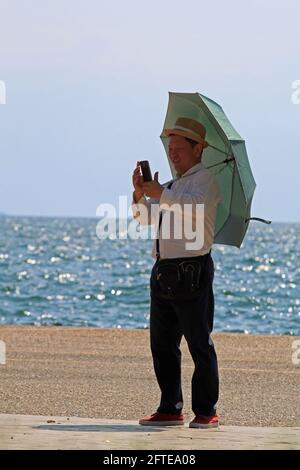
[131,193,159,226]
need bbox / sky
[0,0,299,221]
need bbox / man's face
[168,135,202,177]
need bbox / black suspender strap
[156,181,174,261]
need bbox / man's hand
[143,172,164,199]
[132,161,144,202]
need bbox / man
[132,117,221,429]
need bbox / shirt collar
[180,161,203,178]
[164,162,204,188]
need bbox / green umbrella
[160,92,270,248]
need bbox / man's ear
[194,143,202,158]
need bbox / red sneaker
[189,414,219,429]
[139,412,184,426]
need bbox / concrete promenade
[0,326,299,449]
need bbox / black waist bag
[151,255,208,301]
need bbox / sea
[0,215,299,335]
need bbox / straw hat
[163,117,208,148]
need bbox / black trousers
[150,253,219,416]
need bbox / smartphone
[139,160,153,182]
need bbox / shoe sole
[189,422,219,429]
[139,420,184,426]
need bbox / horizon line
[0,212,299,224]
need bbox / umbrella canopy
[160,92,259,248]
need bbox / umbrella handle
[245,217,272,224]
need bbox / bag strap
[156,181,174,260]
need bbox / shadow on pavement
[34,424,165,433]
